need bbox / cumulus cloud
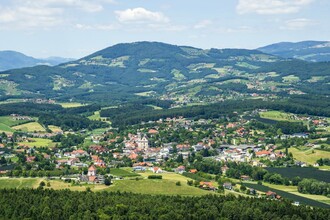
[0,0,115,29]
[237,0,314,15]
[115,7,169,23]
[281,18,315,30]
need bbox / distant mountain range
[0,51,75,71]
[258,41,330,62]
[0,41,329,104]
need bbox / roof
[88,165,97,171]
[256,150,271,156]
[189,169,198,173]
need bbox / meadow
[110,168,140,177]
[289,147,330,166]
[243,182,330,208]
[0,178,41,189]
[12,122,46,132]
[57,102,87,108]
[18,138,55,148]
[259,111,296,122]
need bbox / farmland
[259,111,297,122]
[12,122,46,132]
[289,147,330,166]
[57,102,86,108]
[18,138,55,148]
[0,178,41,189]
[243,182,330,208]
[265,167,330,183]
[110,168,140,178]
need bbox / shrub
[148,175,162,179]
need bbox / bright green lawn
[259,111,297,122]
[289,147,330,165]
[12,122,46,132]
[58,102,86,108]
[106,179,214,196]
[0,178,41,189]
[18,138,54,148]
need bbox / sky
[0,0,329,58]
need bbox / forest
[0,189,329,220]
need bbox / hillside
[0,51,74,71]
[0,42,329,104]
[258,41,330,62]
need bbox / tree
[104,178,111,186]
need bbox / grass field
[110,168,140,177]
[289,147,330,165]
[243,182,330,208]
[0,123,14,132]
[259,111,296,122]
[0,178,41,189]
[106,179,214,196]
[18,138,54,148]
[12,122,46,132]
[88,111,110,124]
[58,102,86,108]
[48,125,62,133]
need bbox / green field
[0,178,41,189]
[18,138,54,148]
[243,182,330,208]
[48,125,62,133]
[110,168,140,177]
[259,111,296,122]
[57,102,86,108]
[12,122,46,132]
[289,147,330,165]
[106,179,213,196]
[0,116,34,133]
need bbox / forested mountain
[0,50,74,71]
[258,41,330,62]
[0,42,329,104]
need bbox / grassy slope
[18,138,54,148]
[289,147,330,165]
[259,111,297,122]
[12,122,46,132]
[0,178,41,189]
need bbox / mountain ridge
[0,41,329,105]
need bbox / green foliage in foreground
[0,189,329,220]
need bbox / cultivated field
[57,102,86,108]
[289,147,330,165]
[12,122,46,132]
[243,182,330,208]
[259,111,296,122]
[18,138,55,148]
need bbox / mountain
[0,42,329,104]
[258,41,330,62]
[0,50,75,71]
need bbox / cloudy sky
[0,0,328,58]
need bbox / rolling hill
[258,41,330,62]
[0,50,75,71]
[0,42,329,105]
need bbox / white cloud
[75,23,118,30]
[237,0,314,15]
[281,18,315,30]
[115,7,169,23]
[194,20,212,29]
[0,0,115,29]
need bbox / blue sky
[0,0,328,58]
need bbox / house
[189,169,198,174]
[88,165,97,177]
[71,149,88,158]
[26,156,36,163]
[192,144,204,152]
[265,191,277,199]
[240,175,250,181]
[223,182,232,190]
[255,150,271,157]
[199,181,215,190]
[148,129,159,135]
[175,166,185,174]
[151,167,163,174]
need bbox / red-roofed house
[152,167,163,174]
[256,150,271,157]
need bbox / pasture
[12,122,46,132]
[18,138,54,148]
[243,182,330,208]
[289,147,330,166]
[259,111,296,122]
[57,102,86,108]
[110,168,140,177]
[0,178,41,189]
[106,178,213,196]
